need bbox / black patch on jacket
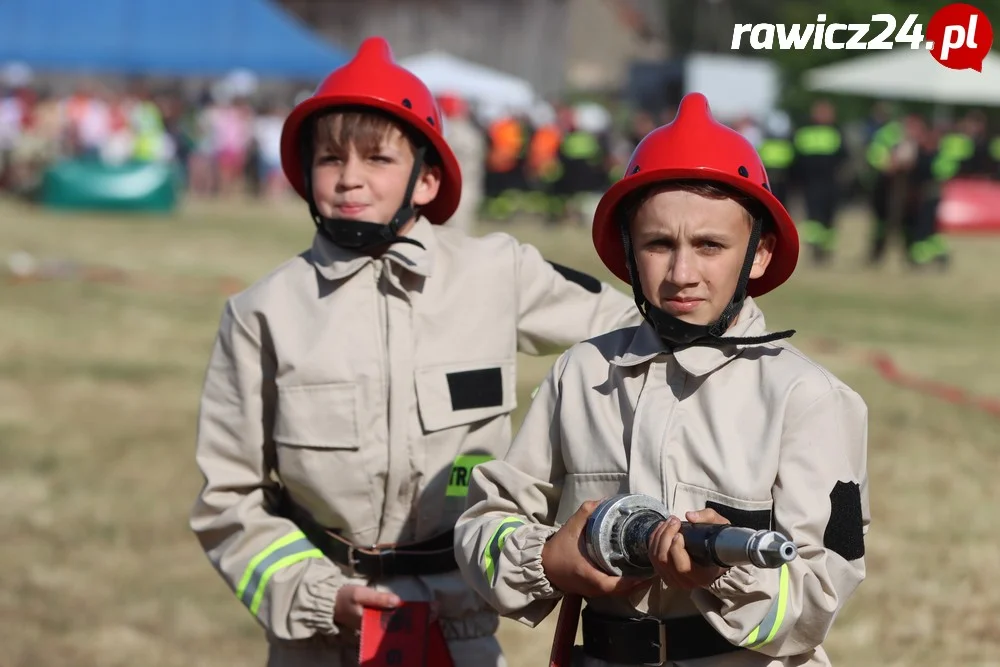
[824,481,865,560]
[548,261,602,294]
[447,367,503,411]
[706,501,772,531]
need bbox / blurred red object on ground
[938,178,1000,234]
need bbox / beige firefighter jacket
[189,217,642,652]
[455,298,870,666]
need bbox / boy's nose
[338,156,364,187]
[668,248,698,285]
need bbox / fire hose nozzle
[584,494,798,577]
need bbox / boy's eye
[369,154,393,163]
[317,154,342,164]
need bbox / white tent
[400,51,538,114]
[803,48,1000,106]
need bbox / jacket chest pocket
[670,482,774,530]
[272,382,373,529]
[414,359,516,432]
[273,382,360,449]
[555,472,629,525]
[412,360,517,535]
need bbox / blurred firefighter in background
[480,106,529,222]
[758,109,794,208]
[791,99,849,265]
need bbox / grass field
[1,195,999,667]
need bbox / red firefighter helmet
[280,37,462,225]
[592,93,799,297]
[436,93,469,119]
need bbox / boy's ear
[749,231,776,280]
[412,164,441,207]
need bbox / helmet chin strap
[618,218,795,349]
[304,146,429,254]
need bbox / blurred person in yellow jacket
[790,100,848,265]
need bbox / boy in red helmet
[455,93,870,666]
[188,37,640,667]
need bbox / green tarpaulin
[41,160,180,213]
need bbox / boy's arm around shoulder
[190,297,348,640]
[692,377,871,657]
[511,238,642,356]
[454,352,571,627]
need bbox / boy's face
[311,125,440,231]
[628,187,775,327]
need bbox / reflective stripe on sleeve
[482,517,526,585]
[742,563,791,649]
[235,530,324,615]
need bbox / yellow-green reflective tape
[446,454,494,497]
[743,563,790,648]
[483,517,525,585]
[236,531,324,615]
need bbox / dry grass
[1,195,999,667]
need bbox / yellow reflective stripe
[446,454,494,497]
[236,531,323,615]
[561,132,600,159]
[759,140,795,168]
[793,125,841,155]
[989,137,1000,161]
[866,142,890,169]
[939,133,973,160]
[873,121,902,147]
[236,531,306,597]
[483,517,525,585]
[742,564,791,649]
[248,548,324,615]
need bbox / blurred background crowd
[5,0,1000,271]
[5,62,1000,271]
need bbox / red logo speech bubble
[927,3,994,71]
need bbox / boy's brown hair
[618,179,774,235]
[309,107,441,167]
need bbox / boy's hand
[541,500,651,598]
[334,584,402,630]
[648,509,731,590]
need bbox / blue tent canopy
[0,0,349,80]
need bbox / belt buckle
[345,544,361,571]
[350,543,390,579]
[640,617,667,666]
[346,543,378,576]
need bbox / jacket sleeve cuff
[294,570,345,637]
[507,523,562,600]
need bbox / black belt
[276,491,458,579]
[582,606,746,665]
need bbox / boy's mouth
[334,203,370,217]
[663,297,705,314]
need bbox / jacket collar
[610,297,771,377]
[311,217,437,282]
